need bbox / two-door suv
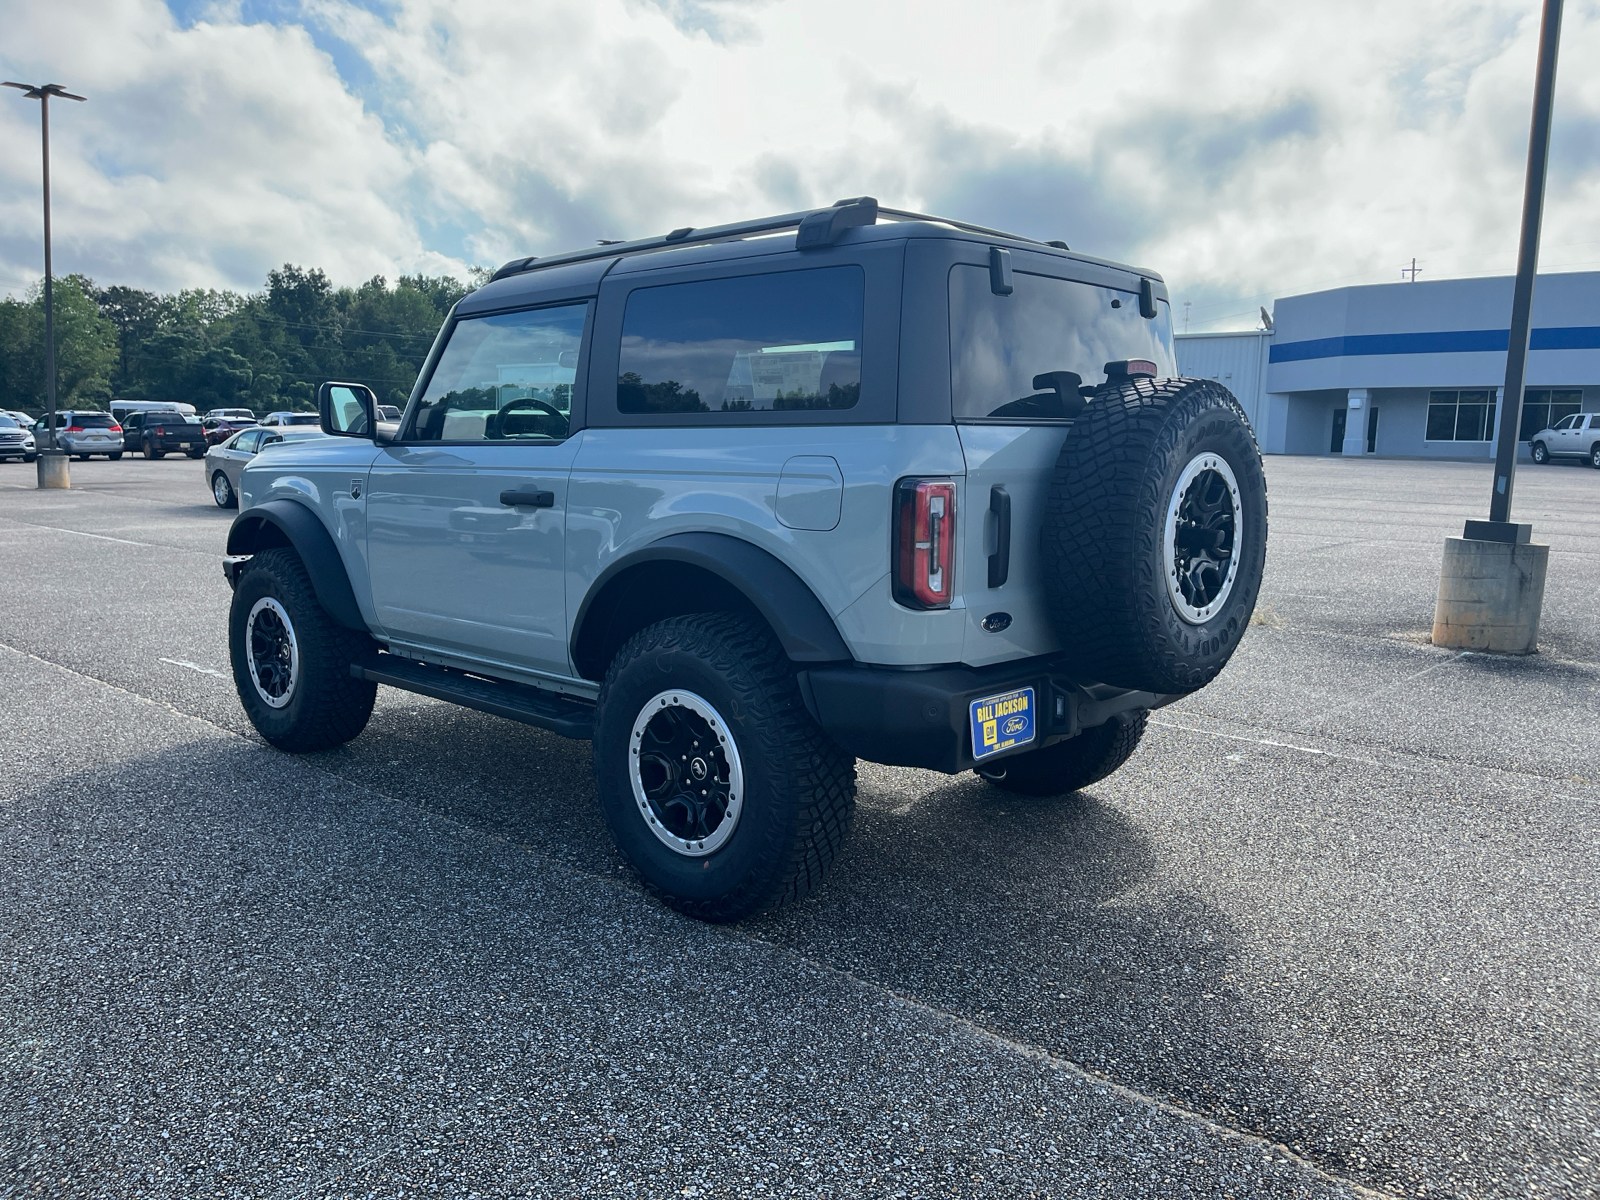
[223,199,1268,921]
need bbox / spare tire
[1043,376,1267,695]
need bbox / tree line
[0,264,487,416]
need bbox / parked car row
[0,405,337,464]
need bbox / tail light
[893,478,957,609]
[108,424,121,433]
[66,425,84,433]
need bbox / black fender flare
[571,531,851,676]
[226,499,367,632]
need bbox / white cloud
[2,0,1597,329]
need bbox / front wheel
[1531,441,1549,464]
[977,711,1148,796]
[229,548,377,752]
[594,613,857,922]
[1590,444,1600,470]
[211,471,236,508]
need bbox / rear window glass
[148,412,196,424]
[73,413,117,427]
[949,266,1175,420]
[618,267,863,415]
[284,413,320,426]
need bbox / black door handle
[499,489,554,508]
[988,485,1011,588]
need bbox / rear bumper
[798,657,1177,774]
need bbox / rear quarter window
[617,267,864,416]
[949,266,1175,421]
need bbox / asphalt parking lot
[1,453,1596,1199]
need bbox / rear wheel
[143,438,164,460]
[977,711,1147,796]
[229,547,376,752]
[1531,441,1549,464]
[1044,376,1268,695]
[594,613,856,922]
[211,471,236,508]
[108,451,122,461]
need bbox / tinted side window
[411,304,586,442]
[235,429,263,452]
[949,266,1175,421]
[617,267,864,416]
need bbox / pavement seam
[774,958,1406,1200]
[0,637,1399,1199]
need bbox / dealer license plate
[969,686,1036,761]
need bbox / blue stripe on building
[1268,325,1600,363]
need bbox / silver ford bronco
[223,198,1267,921]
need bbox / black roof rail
[875,207,1062,250]
[488,197,881,283]
[485,196,1072,284]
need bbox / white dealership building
[1175,270,1600,458]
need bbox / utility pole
[1431,0,1563,654]
[1182,300,1191,333]
[1401,258,1422,282]
[4,80,87,488]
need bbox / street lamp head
[3,82,86,102]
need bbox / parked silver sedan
[203,425,327,508]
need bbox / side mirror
[318,381,379,439]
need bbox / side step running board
[352,656,595,740]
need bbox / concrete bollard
[1432,536,1548,654]
[36,450,70,490]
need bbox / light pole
[4,80,86,488]
[1431,0,1563,653]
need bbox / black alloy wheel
[634,699,738,849]
[1169,462,1238,618]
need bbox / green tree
[0,275,118,412]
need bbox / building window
[1517,389,1583,440]
[1426,390,1497,442]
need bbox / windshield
[0,416,16,429]
[949,266,1176,421]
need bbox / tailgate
[956,424,1071,666]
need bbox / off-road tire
[1043,376,1268,695]
[978,710,1148,796]
[229,547,377,752]
[594,613,856,923]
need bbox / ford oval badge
[981,612,1012,633]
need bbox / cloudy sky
[1,0,1597,330]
